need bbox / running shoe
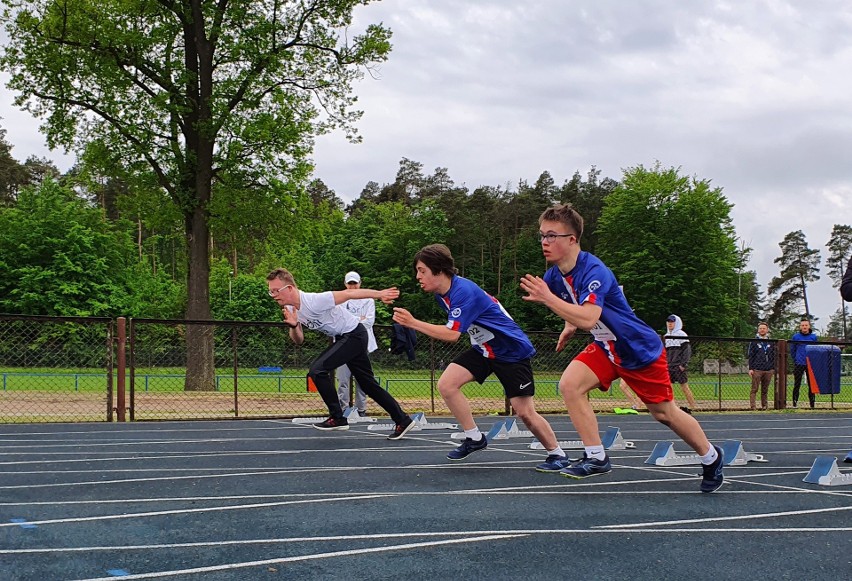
[447,436,487,460]
[700,445,725,493]
[560,453,612,479]
[387,416,416,440]
[313,417,349,431]
[535,454,573,473]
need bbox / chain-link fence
[2,314,851,423]
[0,315,114,422]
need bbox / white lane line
[72,534,528,580]
[4,526,852,555]
[0,494,395,528]
[595,505,852,529]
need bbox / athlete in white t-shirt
[266,268,416,440]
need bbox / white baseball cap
[344,271,361,284]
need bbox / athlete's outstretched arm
[520,274,602,331]
[392,307,462,343]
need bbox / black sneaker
[387,417,416,440]
[313,417,349,431]
[447,436,487,460]
[700,445,724,493]
[679,406,692,415]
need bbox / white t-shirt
[290,291,359,337]
[344,297,377,353]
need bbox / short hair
[539,203,584,240]
[758,321,768,327]
[266,268,296,286]
[413,244,458,277]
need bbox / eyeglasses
[267,285,291,297]
[538,232,575,244]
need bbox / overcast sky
[2,1,850,331]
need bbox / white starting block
[292,416,327,424]
[645,439,767,467]
[529,426,635,451]
[451,418,533,441]
[803,456,852,486]
[342,407,376,423]
[367,412,458,432]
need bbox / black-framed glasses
[538,232,575,243]
[267,285,291,297]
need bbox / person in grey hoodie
[665,315,696,413]
[747,322,775,410]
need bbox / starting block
[803,456,852,486]
[451,418,533,441]
[845,451,852,464]
[342,407,376,423]
[293,411,373,424]
[529,426,635,451]
[292,416,326,424]
[367,412,458,432]
[644,439,767,467]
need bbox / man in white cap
[337,271,376,416]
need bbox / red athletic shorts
[574,342,673,404]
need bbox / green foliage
[0,179,135,316]
[596,163,741,335]
[826,224,852,289]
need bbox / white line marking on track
[0,494,395,528]
[3,527,851,556]
[72,534,528,580]
[595,505,852,529]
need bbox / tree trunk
[184,202,215,391]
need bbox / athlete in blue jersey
[520,204,724,492]
[393,244,569,469]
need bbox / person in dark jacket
[790,318,818,408]
[747,322,775,410]
[665,315,696,413]
[841,255,852,302]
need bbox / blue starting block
[803,456,852,486]
[845,451,852,464]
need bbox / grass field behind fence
[2,367,851,403]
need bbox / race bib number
[590,321,616,342]
[467,324,495,345]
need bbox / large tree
[825,223,852,338]
[1,0,391,389]
[595,163,742,335]
[767,230,821,326]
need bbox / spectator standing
[790,318,818,408]
[747,322,775,410]
[336,271,375,416]
[664,314,696,414]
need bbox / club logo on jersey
[588,280,601,292]
[451,307,462,318]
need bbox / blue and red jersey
[543,251,662,369]
[436,275,535,362]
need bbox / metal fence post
[116,317,126,422]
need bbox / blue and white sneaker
[447,436,488,460]
[535,454,574,473]
[560,453,612,479]
[700,445,725,493]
